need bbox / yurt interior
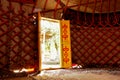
[0,0,120,80]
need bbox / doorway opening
[39,17,62,70]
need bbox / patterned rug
[33,68,120,80]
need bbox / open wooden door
[38,12,72,70]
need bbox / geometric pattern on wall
[63,8,120,68]
[0,5,9,69]
[71,26,120,67]
[0,0,38,71]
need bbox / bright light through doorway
[40,17,61,70]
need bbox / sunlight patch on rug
[33,69,120,80]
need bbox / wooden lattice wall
[64,9,120,68]
[71,27,120,67]
[0,0,38,71]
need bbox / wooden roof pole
[41,0,107,13]
[54,0,61,18]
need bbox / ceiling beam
[40,0,105,13]
[54,0,65,8]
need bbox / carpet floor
[34,68,120,80]
[3,68,120,80]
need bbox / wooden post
[38,12,41,71]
